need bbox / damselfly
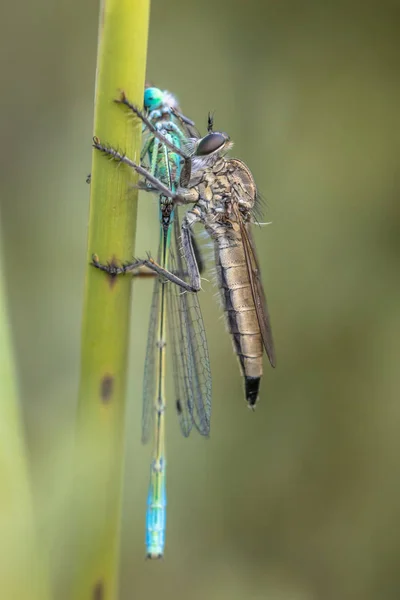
[93,113,275,408]
[92,87,211,558]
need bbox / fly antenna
[207,111,215,133]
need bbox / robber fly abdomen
[215,229,264,403]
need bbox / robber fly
[93,106,275,407]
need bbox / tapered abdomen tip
[146,552,163,560]
[245,376,261,407]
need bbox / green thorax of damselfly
[142,87,189,213]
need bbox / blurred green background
[1,0,400,598]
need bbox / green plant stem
[71,1,150,598]
[0,222,50,599]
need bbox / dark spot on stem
[92,581,104,600]
[101,374,114,403]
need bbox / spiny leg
[92,139,202,290]
[93,137,200,208]
[114,91,190,161]
[92,137,176,199]
[170,106,196,128]
[91,254,200,293]
[180,211,202,291]
[115,91,193,181]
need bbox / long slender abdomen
[215,233,263,406]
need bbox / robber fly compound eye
[195,132,230,157]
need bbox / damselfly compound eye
[144,87,164,110]
[195,132,229,156]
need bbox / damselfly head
[144,86,180,113]
[144,87,165,111]
[195,132,231,157]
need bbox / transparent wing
[178,280,212,436]
[168,214,212,436]
[236,209,276,368]
[141,243,162,444]
[167,277,193,437]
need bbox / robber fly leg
[179,209,203,291]
[91,253,198,293]
[114,91,189,160]
[92,137,177,200]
